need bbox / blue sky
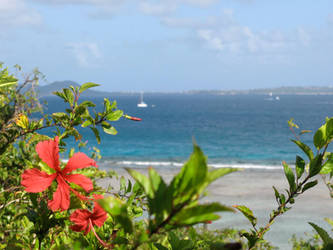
[1,0,332,91]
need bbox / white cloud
[165,10,307,58]
[197,29,224,50]
[161,17,199,27]
[67,42,102,68]
[28,0,219,18]
[139,0,219,16]
[29,0,127,18]
[182,0,218,6]
[30,0,123,5]
[139,2,176,16]
[161,9,235,28]
[197,26,293,55]
[0,0,42,27]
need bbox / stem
[255,175,310,241]
[131,201,190,250]
[0,186,21,194]
[149,201,189,236]
[89,219,113,249]
[289,126,300,141]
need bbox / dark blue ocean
[42,94,333,170]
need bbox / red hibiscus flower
[21,136,98,211]
[70,195,107,235]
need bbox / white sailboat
[137,92,148,108]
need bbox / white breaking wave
[112,160,183,167]
[209,163,283,170]
[103,160,286,170]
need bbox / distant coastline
[37,81,333,97]
[186,86,333,96]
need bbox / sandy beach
[98,167,333,249]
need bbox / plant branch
[255,175,311,241]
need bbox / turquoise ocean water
[42,94,333,170]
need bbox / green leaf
[300,130,312,135]
[326,118,333,138]
[120,176,126,192]
[206,167,237,183]
[241,231,259,249]
[170,144,207,202]
[102,125,118,135]
[234,205,257,226]
[106,110,124,121]
[302,180,318,193]
[309,222,333,245]
[321,153,333,174]
[295,155,305,179]
[148,168,172,223]
[288,118,299,129]
[63,88,74,105]
[39,161,56,174]
[73,105,86,116]
[171,202,233,226]
[272,186,281,204]
[33,237,39,250]
[309,155,323,178]
[125,179,132,193]
[153,243,169,250]
[168,231,194,250]
[79,82,100,93]
[104,98,111,113]
[90,127,100,144]
[314,123,328,149]
[79,100,96,107]
[0,81,17,88]
[280,193,286,204]
[53,91,66,102]
[148,168,166,196]
[291,139,314,160]
[97,196,133,233]
[81,120,92,128]
[283,161,296,193]
[126,168,154,198]
[52,112,68,120]
[313,118,333,150]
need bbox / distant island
[37,81,111,97]
[36,81,333,97]
[186,86,333,95]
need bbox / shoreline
[98,167,332,249]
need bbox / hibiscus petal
[93,194,104,200]
[48,176,70,211]
[70,209,91,233]
[36,137,60,171]
[65,174,93,192]
[84,222,92,235]
[62,152,98,174]
[21,169,56,192]
[92,203,108,227]
[70,224,86,233]
[70,209,92,223]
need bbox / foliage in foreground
[0,64,239,249]
[1,63,333,249]
[232,117,333,249]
